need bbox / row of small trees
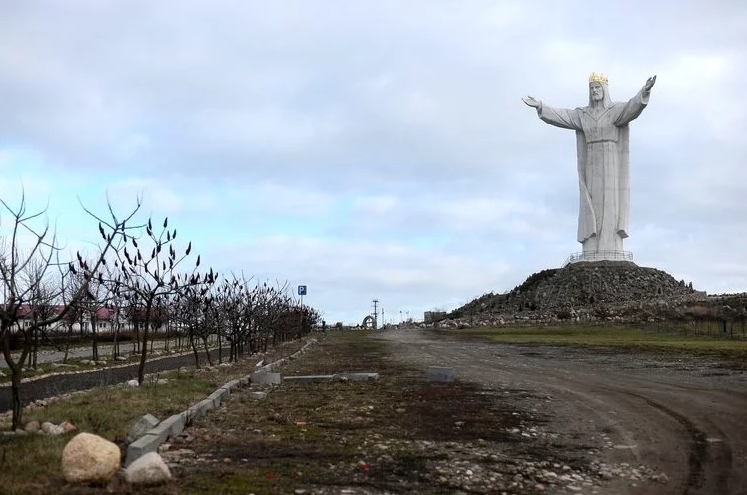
[0,195,319,430]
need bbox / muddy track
[625,393,712,492]
[380,329,747,495]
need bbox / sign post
[298,285,307,305]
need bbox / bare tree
[0,194,142,430]
[173,284,215,368]
[59,272,86,363]
[209,275,251,363]
[182,274,319,366]
[106,279,129,360]
[24,261,58,369]
[101,215,215,385]
[83,268,107,362]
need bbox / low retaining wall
[124,338,317,466]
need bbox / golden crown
[589,72,608,85]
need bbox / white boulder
[41,422,65,436]
[61,432,121,483]
[124,452,172,485]
[24,420,40,433]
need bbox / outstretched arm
[539,104,583,130]
[614,75,656,126]
[523,96,582,130]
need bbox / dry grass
[172,332,537,495]
[447,325,747,362]
[0,340,307,494]
[1,331,544,494]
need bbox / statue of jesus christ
[523,73,656,260]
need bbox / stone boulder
[24,420,40,433]
[124,452,172,485]
[60,421,77,433]
[41,421,65,436]
[61,432,121,484]
[126,414,160,444]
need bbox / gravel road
[381,329,747,495]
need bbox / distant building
[8,304,125,334]
[423,311,447,324]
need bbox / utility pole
[372,299,379,330]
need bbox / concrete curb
[283,372,380,383]
[124,337,317,466]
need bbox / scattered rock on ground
[23,420,75,436]
[126,414,160,444]
[41,421,64,436]
[124,452,172,485]
[24,420,40,433]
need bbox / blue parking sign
[298,285,307,296]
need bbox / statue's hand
[522,96,541,108]
[644,75,656,92]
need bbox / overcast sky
[1,1,745,324]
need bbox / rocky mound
[450,261,699,318]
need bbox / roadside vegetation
[442,324,747,363]
[1,194,320,431]
[0,339,308,494]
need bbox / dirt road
[381,329,747,495]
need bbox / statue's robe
[536,89,649,255]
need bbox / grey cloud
[1,0,746,322]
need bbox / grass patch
[181,471,287,495]
[0,339,308,494]
[0,370,222,494]
[31,371,220,436]
[444,324,747,361]
[0,346,203,385]
[0,356,134,386]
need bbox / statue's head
[590,82,604,102]
[588,72,611,107]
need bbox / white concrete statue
[523,73,656,260]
